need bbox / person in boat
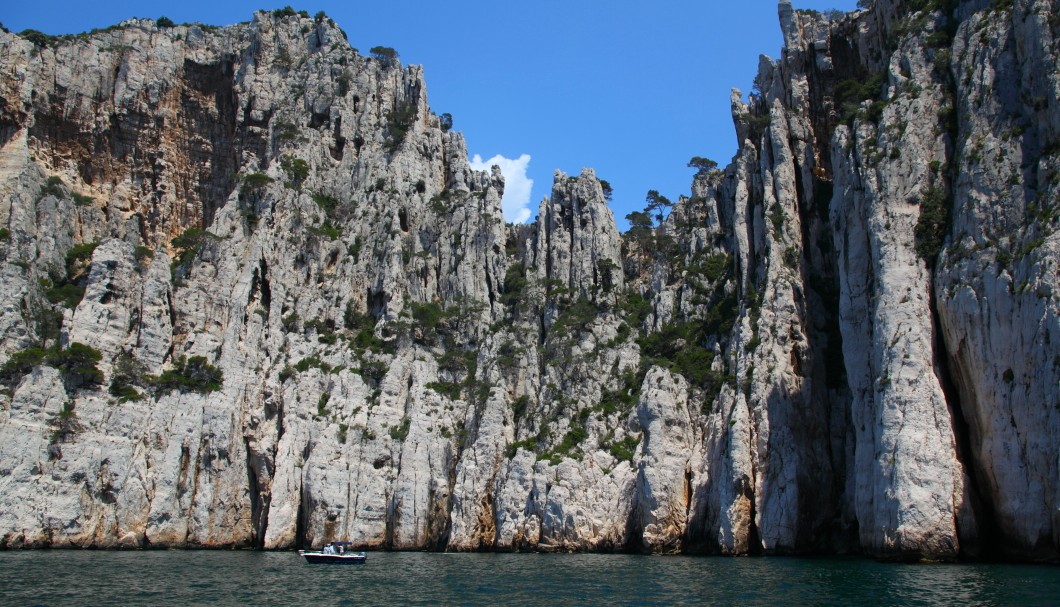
[323,544,333,555]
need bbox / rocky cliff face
[0,1,1056,561]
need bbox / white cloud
[469,153,533,223]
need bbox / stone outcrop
[0,1,1057,561]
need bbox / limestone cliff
[0,2,1056,561]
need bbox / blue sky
[3,1,858,228]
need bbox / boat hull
[300,551,367,564]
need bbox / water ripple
[0,551,1057,606]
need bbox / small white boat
[299,541,367,564]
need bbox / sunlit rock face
[0,2,1056,561]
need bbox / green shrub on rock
[384,100,417,152]
[370,46,399,67]
[280,155,309,189]
[913,186,951,263]
[0,342,104,391]
[109,353,147,402]
[0,348,48,387]
[151,355,224,395]
[48,343,104,390]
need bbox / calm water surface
[1,550,1058,606]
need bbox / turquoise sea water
[1,550,1058,606]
